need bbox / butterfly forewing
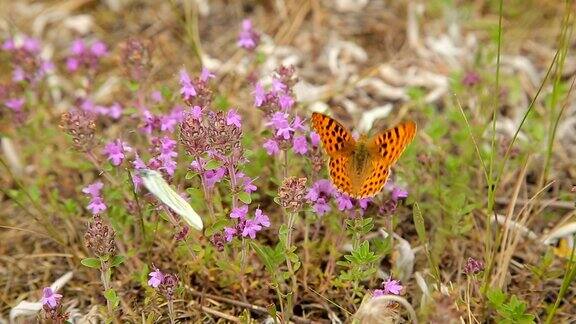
[311,112,355,157]
[368,121,416,166]
[328,156,354,195]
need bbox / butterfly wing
[355,121,416,198]
[311,113,356,196]
[311,112,355,158]
[368,121,417,166]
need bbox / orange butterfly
[311,112,416,199]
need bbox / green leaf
[413,202,427,243]
[487,287,506,307]
[110,255,126,268]
[81,257,101,269]
[251,241,275,273]
[104,288,120,308]
[127,80,140,92]
[204,160,222,170]
[185,171,197,180]
[238,192,252,204]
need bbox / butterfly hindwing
[368,121,416,167]
[328,156,354,196]
[311,112,355,157]
[357,160,390,198]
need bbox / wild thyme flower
[159,273,179,301]
[103,139,132,166]
[65,38,108,72]
[2,36,52,84]
[179,68,213,108]
[464,257,484,275]
[41,287,68,322]
[59,109,97,152]
[278,177,308,212]
[237,19,260,51]
[148,136,178,176]
[120,37,151,81]
[82,181,107,215]
[306,179,334,216]
[462,70,481,87]
[222,207,270,242]
[210,233,226,251]
[148,268,165,288]
[84,215,116,257]
[41,287,62,309]
[372,278,403,298]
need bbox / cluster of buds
[59,109,96,152]
[278,177,308,212]
[84,215,117,258]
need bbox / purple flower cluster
[379,181,409,215]
[237,19,260,51]
[1,36,53,84]
[306,179,371,216]
[148,268,179,301]
[254,66,322,159]
[222,205,271,242]
[66,38,108,72]
[372,278,403,298]
[1,36,53,121]
[103,139,132,166]
[41,287,63,309]
[82,181,107,215]
[76,98,124,120]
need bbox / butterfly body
[312,112,416,199]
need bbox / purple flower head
[462,71,481,87]
[292,115,306,131]
[23,37,40,53]
[2,39,15,51]
[87,196,107,214]
[335,193,353,211]
[253,82,266,107]
[103,139,131,166]
[148,268,165,288]
[253,208,271,227]
[230,205,249,219]
[278,94,295,110]
[41,287,62,309]
[464,257,484,275]
[310,131,320,147]
[292,135,308,155]
[82,181,104,197]
[237,172,257,193]
[200,68,215,82]
[66,57,80,72]
[306,179,335,216]
[306,179,334,202]
[189,105,203,120]
[71,39,86,55]
[312,197,331,215]
[107,103,123,119]
[382,278,403,295]
[391,186,408,202]
[224,227,237,242]
[263,138,280,156]
[204,167,226,188]
[268,112,293,139]
[272,79,287,93]
[241,219,262,239]
[226,109,242,128]
[160,106,184,132]
[238,19,260,51]
[179,69,197,100]
[5,98,25,112]
[151,90,163,103]
[90,41,108,57]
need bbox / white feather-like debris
[140,169,203,231]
